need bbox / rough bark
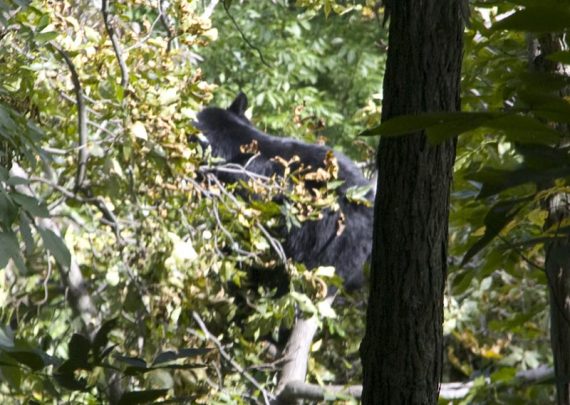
[529,33,570,405]
[360,1,464,404]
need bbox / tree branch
[222,1,271,68]
[51,45,88,191]
[275,365,555,402]
[158,0,176,52]
[101,0,129,88]
[192,311,275,405]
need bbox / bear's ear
[227,92,248,116]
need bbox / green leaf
[19,213,34,256]
[361,111,561,144]
[0,105,17,132]
[35,31,58,43]
[54,367,88,391]
[346,184,374,204]
[5,350,45,371]
[5,176,30,186]
[547,50,570,65]
[450,268,475,295]
[36,14,50,31]
[0,355,22,388]
[520,72,570,93]
[92,319,117,359]
[0,189,18,226]
[67,334,91,369]
[12,193,49,217]
[114,355,147,368]
[492,6,570,33]
[489,310,537,332]
[484,114,561,144]
[491,367,517,383]
[117,389,169,405]
[360,112,497,138]
[0,231,25,271]
[37,226,71,268]
[152,348,211,366]
[99,79,117,100]
[468,166,570,198]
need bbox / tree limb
[51,45,88,191]
[101,0,129,88]
[275,365,555,402]
[222,0,271,68]
[158,0,176,52]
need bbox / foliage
[200,0,385,160]
[0,0,379,403]
[2,0,569,403]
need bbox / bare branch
[33,251,53,306]
[276,365,555,402]
[276,296,334,402]
[51,45,88,191]
[29,176,123,244]
[101,0,129,88]
[278,381,362,402]
[158,0,176,52]
[192,311,275,405]
[222,1,271,68]
[258,223,287,263]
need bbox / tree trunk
[360,2,464,404]
[529,33,570,405]
[547,202,570,405]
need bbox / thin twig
[201,164,271,182]
[212,200,258,259]
[203,166,287,261]
[499,234,570,328]
[33,251,53,306]
[125,11,163,52]
[101,0,129,88]
[29,176,91,201]
[29,176,123,244]
[222,1,271,68]
[258,223,287,263]
[498,235,545,272]
[192,312,274,405]
[59,91,101,116]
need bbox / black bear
[194,93,373,292]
